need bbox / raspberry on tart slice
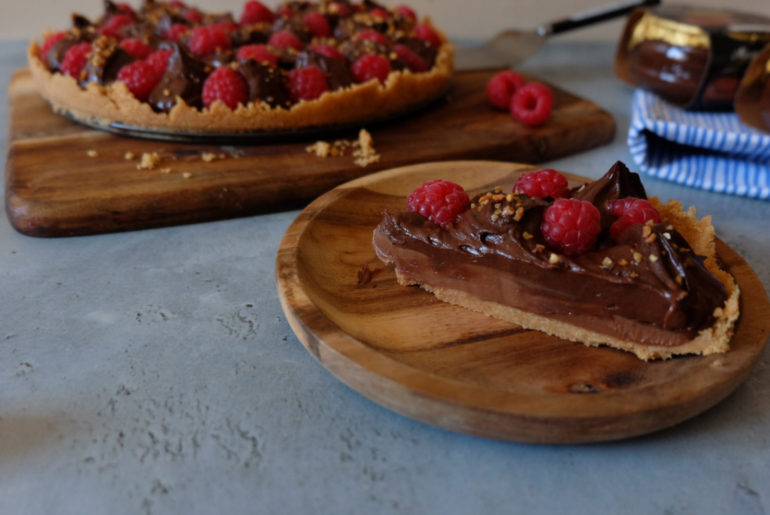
[414,23,441,48]
[406,179,470,228]
[288,65,329,101]
[608,198,662,239]
[202,66,249,109]
[188,25,232,56]
[513,169,569,199]
[541,198,602,255]
[146,49,173,76]
[40,31,66,60]
[237,44,278,67]
[356,30,388,46]
[117,60,161,101]
[120,38,153,60]
[351,54,391,85]
[395,5,417,21]
[268,30,304,51]
[392,44,427,72]
[99,14,134,40]
[60,42,92,78]
[241,0,275,25]
[307,44,345,61]
[164,23,190,42]
[303,12,331,38]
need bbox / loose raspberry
[288,66,329,101]
[608,198,662,239]
[329,2,352,16]
[183,9,204,24]
[392,44,427,72]
[351,54,391,84]
[120,38,152,59]
[117,60,160,101]
[486,70,526,110]
[396,5,417,21]
[514,169,568,199]
[60,42,91,78]
[188,25,232,55]
[308,44,344,60]
[268,30,303,51]
[202,66,249,109]
[237,44,277,66]
[369,8,389,19]
[414,23,441,47]
[100,14,134,40]
[241,1,275,24]
[40,31,66,59]
[511,82,553,126]
[304,12,331,38]
[164,23,190,42]
[356,30,388,46]
[541,199,601,255]
[407,179,470,228]
[146,49,172,76]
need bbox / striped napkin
[628,89,770,200]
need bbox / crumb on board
[124,151,135,160]
[182,172,192,179]
[201,152,217,162]
[86,149,98,157]
[160,167,172,174]
[137,152,162,171]
[305,129,380,167]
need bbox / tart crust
[27,24,454,133]
[378,197,740,361]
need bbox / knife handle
[539,0,660,36]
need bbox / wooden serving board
[6,68,614,237]
[275,161,770,444]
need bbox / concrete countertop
[1,39,769,514]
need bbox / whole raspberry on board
[117,60,161,101]
[60,42,92,78]
[188,25,232,56]
[393,44,427,72]
[513,169,568,199]
[486,70,526,110]
[407,179,470,228]
[308,44,345,61]
[511,82,553,126]
[414,23,441,47]
[303,12,331,38]
[268,30,303,51]
[237,44,278,67]
[352,54,391,85]
[608,198,662,239]
[40,31,66,60]
[146,49,173,76]
[541,199,601,255]
[202,66,249,109]
[120,38,152,60]
[241,0,275,25]
[288,66,329,101]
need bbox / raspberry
[241,1,274,24]
[369,8,389,19]
[237,44,277,67]
[351,54,391,84]
[213,20,239,34]
[60,42,91,78]
[356,30,388,46]
[541,199,601,255]
[146,49,172,76]
[117,60,160,101]
[608,198,662,239]
[395,5,417,21]
[202,66,249,109]
[183,9,203,24]
[486,70,525,110]
[120,38,152,59]
[114,3,134,15]
[164,23,190,42]
[407,179,470,228]
[513,169,568,199]
[276,5,295,18]
[329,2,352,16]
[288,66,329,101]
[268,30,303,51]
[169,0,186,7]
[188,25,232,55]
[40,31,66,59]
[392,44,427,72]
[511,82,553,126]
[308,44,345,61]
[414,23,441,47]
[303,12,331,38]
[100,14,134,40]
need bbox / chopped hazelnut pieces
[548,253,560,264]
[649,254,659,262]
[618,258,629,266]
[514,206,524,221]
[601,256,613,269]
[633,251,643,263]
[523,231,534,240]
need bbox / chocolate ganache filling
[373,162,727,346]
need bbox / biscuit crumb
[352,129,380,167]
[306,141,332,157]
[201,152,217,162]
[86,149,98,157]
[160,167,172,174]
[124,151,135,160]
[137,152,162,170]
[182,172,192,179]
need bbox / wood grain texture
[275,161,770,443]
[5,68,615,237]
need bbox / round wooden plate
[275,161,770,443]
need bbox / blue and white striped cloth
[628,89,770,199]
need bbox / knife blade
[455,0,660,71]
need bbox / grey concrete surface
[1,39,769,515]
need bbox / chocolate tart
[28,0,453,134]
[373,162,740,361]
